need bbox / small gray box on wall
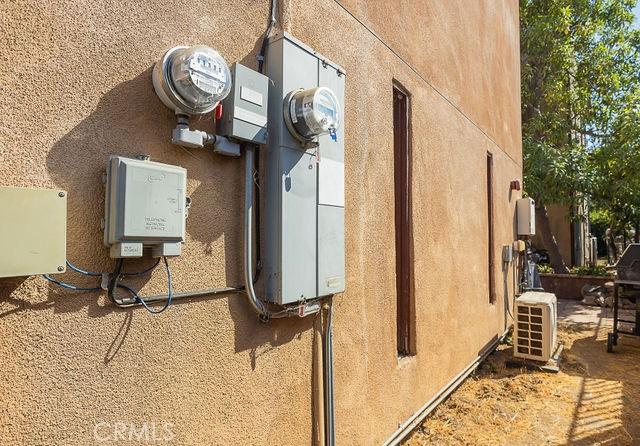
[218,63,269,145]
[104,156,187,258]
[264,32,346,304]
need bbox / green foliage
[589,82,640,233]
[537,264,554,274]
[520,0,640,208]
[537,262,611,275]
[567,265,612,276]
[589,209,611,256]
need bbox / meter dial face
[287,87,342,141]
[311,89,341,133]
[169,46,232,113]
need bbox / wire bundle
[43,258,173,314]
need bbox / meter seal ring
[283,88,315,143]
[154,46,220,116]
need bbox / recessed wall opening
[393,82,415,357]
[487,152,496,303]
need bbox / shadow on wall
[16,42,313,366]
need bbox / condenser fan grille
[516,305,545,358]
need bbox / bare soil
[404,322,640,446]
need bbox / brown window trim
[487,152,496,303]
[393,81,415,356]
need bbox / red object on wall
[510,179,521,191]
[214,103,223,120]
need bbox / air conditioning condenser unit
[514,292,557,362]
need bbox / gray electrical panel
[104,156,188,258]
[218,63,269,145]
[264,32,346,304]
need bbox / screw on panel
[57,266,64,271]
[58,191,65,197]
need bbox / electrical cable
[107,258,127,307]
[45,256,245,311]
[257,0,276,73]
[65,258,160,278]
[41,274,102,292]
[65,260,102,276]
[135,257,173,314]
[253,148,262,283]
[253,0,276,280]
[121,258,161,277]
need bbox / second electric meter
[153,45,232,115]
[284,87,342,142]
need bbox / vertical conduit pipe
[323,300,336,446]
[244,146,270,318]
[313,314,325,446]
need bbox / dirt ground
[404,320,640,446]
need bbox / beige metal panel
[0,187,67,278]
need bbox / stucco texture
[0,0,522,445]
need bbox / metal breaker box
[218,63,269,145]
[104,156,187,258]
[0,187,67,278]
[264,32,345,304]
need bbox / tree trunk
[634,222,639,243]
[536,201,570,274]
[607,229,619,264]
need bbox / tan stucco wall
[0,1,522,445]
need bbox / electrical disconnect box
[218,63,269,145]
[0,187,67,278]
[517,197,536,236]
[104,156,188,258]
[264,32,345,304]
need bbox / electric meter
[284,87,342,142]
[153,45,232,115]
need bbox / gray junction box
[104,156,187,258]
[218,63,269,145]
[264,32,346,305]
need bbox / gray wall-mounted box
[104,156,187,258]
[517,197,536,236]
[264,32,346,304]
[218,63,269,145]
[0,187,67,278]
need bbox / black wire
[121,258,161,277]
[257,0,276,73]
[107,259,128,307]
[254,0,275,280]
[254,147,262,282]
[42,274,102,292]
[135,257,173,314]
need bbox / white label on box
[240,86,263,106]
[234,106,267,127]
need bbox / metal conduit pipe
[313,314,325,446]
[382,328,510,445]
[243,145,294,320]
[112,146,286,316]
[243,146,271,318]
[323,300,336,446]
[111,286,244,307]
